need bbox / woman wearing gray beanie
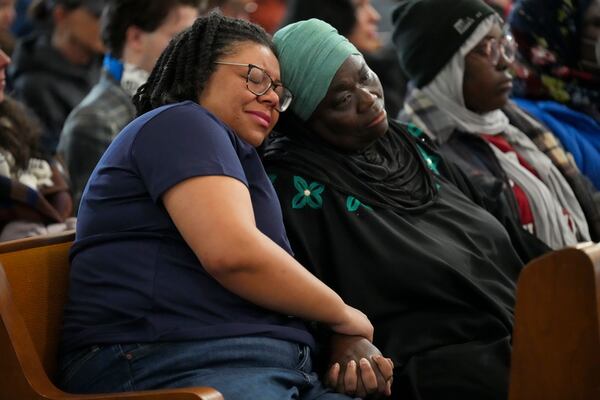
[394,0,599,249]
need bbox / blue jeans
[58,336,355,400]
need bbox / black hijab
[263,114,438,212]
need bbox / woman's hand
[325,334,394,398]
[329,305,374,342]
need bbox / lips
[247,110,271,128]
[367,109,387,128]
[498,79,513,92]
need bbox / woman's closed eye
[334,93,353,109]
[361,71,374,84]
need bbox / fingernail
[349,360,356,367]
[360,357,369,366]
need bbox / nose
[357,87,377,113]
[0,49,11,69]
[495,53,510,71]
[257,85,279,110]
[367,3,381,23]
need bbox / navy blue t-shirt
[60,101,315,353]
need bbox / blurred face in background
[53,5,104,63]
[347,0,381,53]
[0,48,10,102]
[580,0,600,73]
[218,0,256,20]
[0,0,15,31]
[135,5,198,73]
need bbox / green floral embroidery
[407,122,424,138]
[416,145,440,175]
[292,176,324,209]
[406,123,440,175]
[346,196,372,212]
[268,173,277,184]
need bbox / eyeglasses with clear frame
[214,61,293,112]
[472,33,517,66]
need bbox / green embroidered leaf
[416,145,440,175]
[309,182,325,196]
[407,123,423,138]
[347,196,360,212]
[292,193,308,209]
[306,195,322,209]
[293,176,308,192]
[346,196,372,212]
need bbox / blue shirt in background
[60,101,314,354]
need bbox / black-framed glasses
[472,33,517,66]
[214,61,293,112]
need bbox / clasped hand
[326,334,394,398]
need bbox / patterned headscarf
[508,0,600,119]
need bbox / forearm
[206,226,348,327]
[164,175,371,339]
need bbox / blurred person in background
[59,0,200,212]
[509,0,600,189]
[394,0,595,250]
[0,47,74,241]
[9,0,32,38]
[284,0,407,117]
[205,0,256,19]
[7,0,106,156]
[0,0,16,54]
[249,0,286,34]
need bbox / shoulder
[65,84,135,132]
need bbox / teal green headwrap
[273,19,360,121]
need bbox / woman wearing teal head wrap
[265,18,526,400]
[273,19,361,122]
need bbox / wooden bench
[2,231,599,399]
[0,231,223,400]
[509,242,600,400]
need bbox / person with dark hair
[7,0,106,156]
[284,0,407,118]
[0,0,16,55]
[393,0,597,249]
[509,0,600,189]
[58,12,393,399]
[0,47,74,240]
[264,18,524,399]
[58,0,200,212]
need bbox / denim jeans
[57,336,355,400]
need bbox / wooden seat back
[509,242,600,400]
[0,230,222,400]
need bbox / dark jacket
[412,126,550,263]
[8,32,101,156]
[58,72,136,211]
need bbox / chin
[372,118,389,138]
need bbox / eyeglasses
[472,33,517,66]
[214,61,293,112]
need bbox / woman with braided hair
[57,12,392,399]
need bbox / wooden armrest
[38,386,223,400]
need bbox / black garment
[8,31,101,155]
[431,129,551,262]
[263,120,523,400]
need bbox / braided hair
[133,11,275,116]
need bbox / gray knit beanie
[392,0,495,88]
